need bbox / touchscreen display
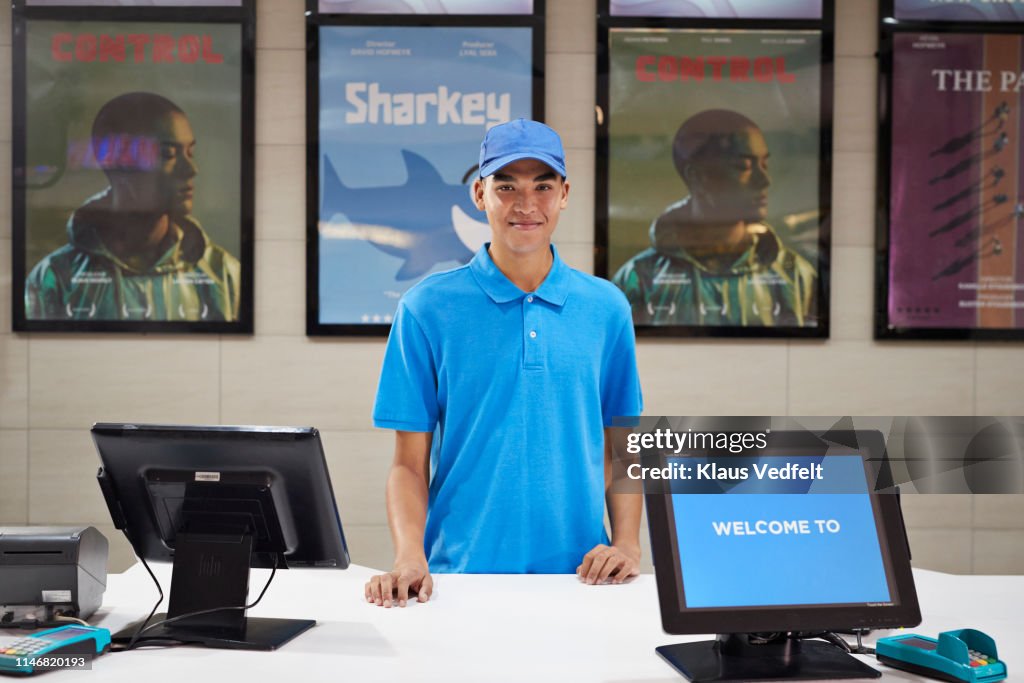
[670,455,893,609]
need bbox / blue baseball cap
[479,119,567,179]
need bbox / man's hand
[576,543,641,585]
[365,559,433,608]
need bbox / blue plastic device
[0,625,111,676]
[876,629,1006,683]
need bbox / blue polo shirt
[373,244,643,574]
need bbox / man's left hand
[576,543,641,585]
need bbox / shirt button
[529,330,537,339]
[527,296,534,303]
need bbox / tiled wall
[1,0,1022,576]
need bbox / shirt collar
[469,243,570,307]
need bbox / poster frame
[595,0,835,338]
[305,0,546,336]
[10,0,256,334]
[875,0,1024,340]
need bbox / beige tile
[835,0,877,58]
[257,0,306,50]
[974,530,1024,574]
[554,241,595,275]
[0,1,10,47]
[548,0,596,55]
[255,239,305,337]
[0,430,28,523]
[831,150,875,248]
[256,49,306,146]
[906,528,972,574]
[977,347,1024,415]
[255,144,306,241]
[0,335,27,428]
[638,340,789,416]
[320,430,392,527]
[546,53,595,151]
[29,429,110,526]
[559,148,595,245]
[221,336,383,431]
[343,523,393,572]
[788,341,974,415]
[898,495,972,529]
[833,57,876,155]
[829,247,874,342]
[0,143,10,238]
[28,337,220,429]
[974,495,1024,529]
[0,45,9,143]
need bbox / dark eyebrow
[533,172,557,182]
[492,173,514,182]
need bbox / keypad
[968,649,997,668]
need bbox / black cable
[128,553,279,647]
[123,530,165,652]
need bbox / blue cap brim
[479,151,567,179]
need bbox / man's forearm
[385,463,430,563]
[607,491,643,555]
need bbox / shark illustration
[321,150,491,280]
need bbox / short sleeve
[372,300,439,432]
[600,315,643,427]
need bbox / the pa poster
[888,33,1024,333]
[609,0,822,19]
[16,19,247,331]
[316,25,532,327]
[318,0,533,14]
[607,29,823,332]
[894,0,1024,22]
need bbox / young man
[25,92,240,322]
[367,119,643,607]
[613,109,816,327]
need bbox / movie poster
[887,33,1024,332]
[606,28,824,332]
[609,0,822,19]
[894,0,1024,23]
[318,0,533,14]
[315,25,532,328]
[14,17,249,331]
[26,1,242,6]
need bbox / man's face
[112,112,198,218]
[472,157,570,259]
[687,127,771,223]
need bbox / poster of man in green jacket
[15,17,247,330]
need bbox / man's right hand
[364,560,433,608]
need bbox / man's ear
[560,179,570,210]
[681,162,705,190]
[471,178,486,211]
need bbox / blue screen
[672,455,892,608]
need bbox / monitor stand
[656,633,881,682]
[113,532,314,651]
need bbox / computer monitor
[93,423,349,651]
[644,430,920,682]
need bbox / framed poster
[597,18,833,337]
[318,0,534,14]
[878,30,1024,339]
[609,0,822,20]
[11,0,255,333]
[892,0,1024,23]
[306,2,544,336]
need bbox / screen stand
[656,633,881,682]
[114,532,314,651]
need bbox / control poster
[604,28,825,334]
[609,0,822,19]
[318,1,533,14]
[314,25,533,329]
[893,0,1024,23]
[14,17,251,332]
[887,33,1024,333]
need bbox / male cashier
[367,119,644,607]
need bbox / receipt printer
[0,527,108,621]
